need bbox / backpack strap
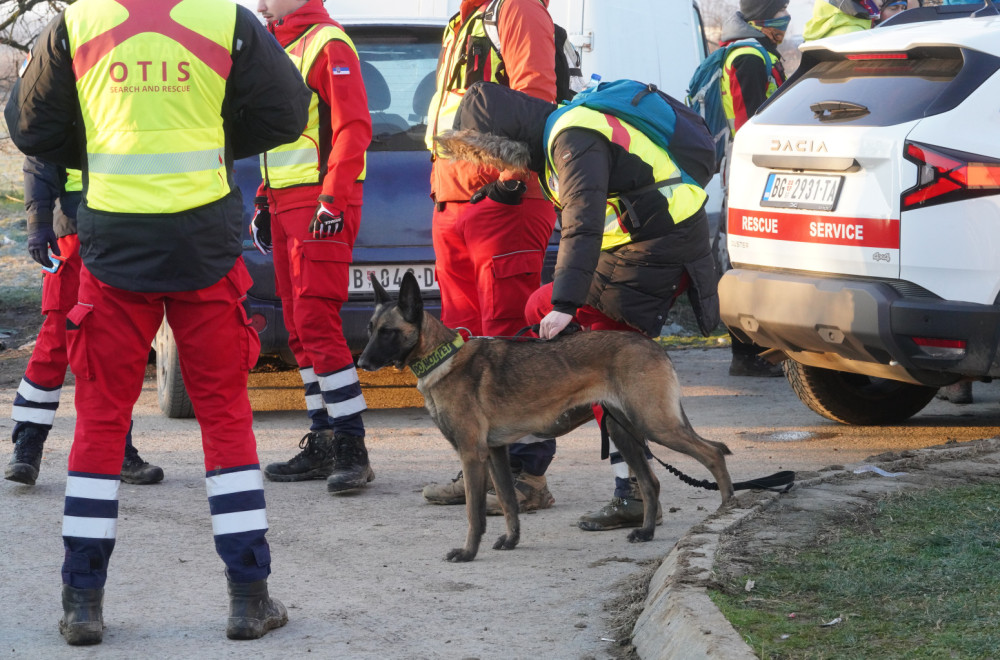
[482,0,504,54]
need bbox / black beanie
[740,0,790,22]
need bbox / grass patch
[710,484,1000,659]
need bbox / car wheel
[155,319,195,419]
[784,360,938,425]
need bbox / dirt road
[3,346,999,658]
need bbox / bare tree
[699,0,738,49]
[0,0,70,51]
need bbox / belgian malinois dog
[358,272,734,562]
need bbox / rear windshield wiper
[810,101,870,122]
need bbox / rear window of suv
[756,47,993,127]
[350,25,443,152]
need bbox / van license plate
[761,173,843,212]
[349,264,438,294]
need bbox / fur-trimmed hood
[433,82,557,174]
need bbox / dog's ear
[398,271,423,324]
[369,271,392,306]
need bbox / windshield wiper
[810,101,870,122]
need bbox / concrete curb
[631,437,1000,659]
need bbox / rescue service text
[810,221,863,241]
[741,215,779,234]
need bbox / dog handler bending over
[435,81,721,531]
[5,0,310,644]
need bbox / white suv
[719,4,1000,424]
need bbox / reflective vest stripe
[88,149,223,176]
[263,148,317,169]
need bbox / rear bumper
[719,268,1000,386]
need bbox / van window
[756,50,964,127]
[351,26,443,152]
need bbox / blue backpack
[685,39,772,169]
[542,79,717,189]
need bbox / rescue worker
[434,81,720,531]
[251,0,375,494]
[6,157,162,487]
[420,0,561,514]
[804,0,880,40]
[5,0,311,644]
[717,0,789,377]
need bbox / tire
[155,319,195,419]
[784,360,938,425]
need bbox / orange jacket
[430,0,557,202]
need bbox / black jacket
[456,83,719,337]
[720,12,785,121]
[4,4,310,292]
[24,156,80,239]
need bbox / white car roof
[800,15,1000,57]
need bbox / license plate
[349,264,438,293]
[761,173,843,212]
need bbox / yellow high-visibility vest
[543,105,707,251]
[264,24,366,188]
[65,0,235,213]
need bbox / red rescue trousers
[433,197,557,337]
[23,234,82,389]
[67,259,262,474]
[269,200,359,373]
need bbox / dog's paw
[627,528,655,543]
[492,533,519,550]
[446,547,477,562]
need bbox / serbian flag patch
[332,65,351,75]
[18,53,31,78]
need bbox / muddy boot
[226,576,288,640]
[120,444,164,485]
[264,430,335,482]
[5,424,47,485]
[326,433,374,493]
[422,471,466,504]
[59,584,104,645]
[578,479,662,531]
[937,381,973,404]
[485,472,554,515]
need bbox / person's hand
[27,218,59,268]
[309,195,343,238]
[538,310,575,339]
[470,179,526,205]
[249,196,272,254]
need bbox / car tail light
[248,313,267,333]
[911,336,966,358]
[902,141,1000,210]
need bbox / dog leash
[648,451,796,493]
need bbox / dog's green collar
[410,335,465,378]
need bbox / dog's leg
[447,440,490,563]
[606,415,661,543]
[487,446,520,551]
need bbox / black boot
[326,433,374,493]
[264,430,335,482]
[59,584,104,645]
[120,444,165,485]
[5,424,47,485]
[226,575,288,640]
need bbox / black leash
[649,451,795,493]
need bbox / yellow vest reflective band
[64,0,234,214]
[721,45,780,136]
[424,6,508,155]
[264,24,365,189]
[65,169,83,193]
[543,105,708,251]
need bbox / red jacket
[261,0,371,213]
[430,0,557,202]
